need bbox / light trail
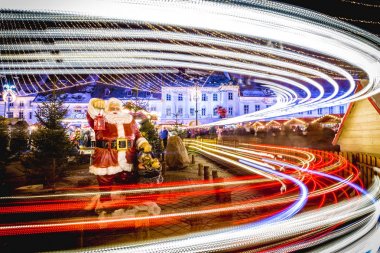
[0,141,378,251]
[1,0,380,122]
[1,0,380,250]
[264,159,376,203]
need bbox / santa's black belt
[96,138,133,151]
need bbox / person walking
[160,127,169,149]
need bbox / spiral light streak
[265,159,375,203]
[1,0,380,122]
[1,1,380,249]
[0,177,267,201]
[85,181,380,253]
[1,140,379,251]
[0,49,336,101]
[256,80,300,104]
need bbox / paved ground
[79,152,258,250]
[1,151,259,252]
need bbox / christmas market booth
[310,114,342,132]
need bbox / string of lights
[340,0,380,8]
[338,16,380,25]
[0,0,379,125]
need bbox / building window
[74,109,81,113]
[299,111,303,115]
[244,105,249,114]
[9,102,14,107]
[19,101,24,107]
[318,108,323,115]
[228,107,233,115]
[213,107,218,116]
[213,93,218,101]
[255,105,260,111]
[29,111,33,119]
[104,88,111,97]
[127,90,132,96]
[202,93,207,101]
[146,91,151,97]
[339,106,345,114]
[190,108,195,116]
[150,106,156,112]
[166,94,171,101]
[307,110,312,115]
[7,112,13,118]
[19,111,24,119]
[166,108,171,116]
[228,92,233,100]
[178,108,183,116]
[201,108,206,116]
[266,105,271,108]
[29,101,33,107]
[329,106,334,114]
[178,93,183,101]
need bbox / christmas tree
[0,117,9,191]
[139,118,163,158]
[9,120,29,156]
[0,116,9,162]
[29,90,74,189]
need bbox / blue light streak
[263,159,376,204]
[239,159,308,223]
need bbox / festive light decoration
[341,0,380,8]
[265,120,282,127]
[1,84,17,103]
[311,114,342,124]
[284,118,306,126]
[216,106,227,118]
[338,16,380,25]
[0,0,380,126]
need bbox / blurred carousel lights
[1,0,380,124]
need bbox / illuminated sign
[2,84,17,103]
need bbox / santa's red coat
[87,112,146,176]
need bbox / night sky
[274,0,380,36]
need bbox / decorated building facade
[0,83,348,127]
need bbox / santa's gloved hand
[140,142,152,153]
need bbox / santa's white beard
[104,110,133,124]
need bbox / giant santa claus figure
[87,97,152,201]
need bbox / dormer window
[104,88,111,97]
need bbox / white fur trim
[89,165,122,175]
[89,163,133,175]
[115,123,131,171]
[116,123,125,138]
[118,150,132,172]
[104,112,132,124]
[136,137,148,149]
[88,98,101,119]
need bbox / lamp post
[195,81,199,126]
[6,94,11,118]
[192,73,213,126]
